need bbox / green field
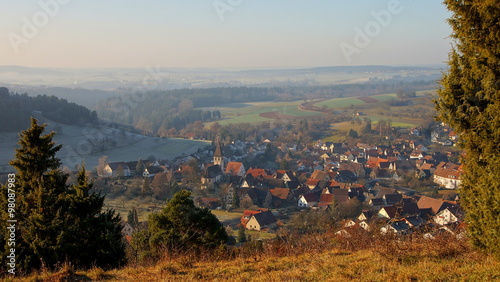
[203,101,321,125]
[315,97,366,109]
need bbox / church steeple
[214,142,224,169]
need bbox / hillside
[0,87,97,132]
[0,116,209,172]
[23,239,500,281]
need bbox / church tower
[214,142,224,169]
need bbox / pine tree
[147,190,227,255]
[141,177,152,195]
[135,158,145,176]
[237,225,247,243]
[61,164,126,269]
[128,207,139,229]
[0,118,126,273]
[436,1,500,257]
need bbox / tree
[61,164,126,269]
[0,118,126,273]
[435,0,500,257]
[362,119,372,134]
[128,207,140,229]
[237,225,247,243]
[348,128,359,138]
[146,190,227,255]
[135,158,145,176]
[141,177,152,195]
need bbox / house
[142,165,164,177]
[221,184,237,208]
[225,162,246,177]
[269,188,292,208]
[318,193,333,207]
[246,210,277,231]
[378,206,398,219]
[384,193,403,206]
[310,170,331,181]
[381,220,410,235]
[121,222,135,238]
[240,209,268,227]
[242,188,268,207]
[417,195,456,215]
[298,193,318,208]
[305,178,322,190]
[104,162,131,177]
[358,210,374,221]
[433,162,462,189]
[331,189,350,204]
[404,216,424,228]
[359,221,370,231]
[344,219,356,228]
[246,168,269,179]
[273,170,296,182]
[201,164,223,187]
[198,197,221,209]
[434,207,463,226]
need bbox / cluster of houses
[103,137,464,237]
[338,186,464,237]
[99,159,166,178]
[431,123,459,146]
[190,141,464,235]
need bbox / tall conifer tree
[0,118,126,273]
[436,0,500,256]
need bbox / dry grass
[17,230,500,281]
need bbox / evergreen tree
[435,0,500,257]
[0,118,126,273]
[128,207,139,229]
[348,128,359,138]
[237,225,247,243]
[141,177,152,195]
[147,190,227,255]
[61,164,126,269]
[135,158,145,176]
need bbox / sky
[0,1,453,69]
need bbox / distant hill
[237,65,442,75]
[0,87,98,132]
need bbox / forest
[0,87,98,132]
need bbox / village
[96,120,466,244]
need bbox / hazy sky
[1,1,453,69]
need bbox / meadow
[202,100,321,125]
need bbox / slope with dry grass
[17,231,500,281]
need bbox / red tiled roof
[319,193,333,203]
[226,162,243,176]
[270,188,289,200]
[246,168,268,178]
[434,162,462,180]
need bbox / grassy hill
[19,233,500,281]
[0,117,209,172]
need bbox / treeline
[0,87,98,132]
[94,80,436,136]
